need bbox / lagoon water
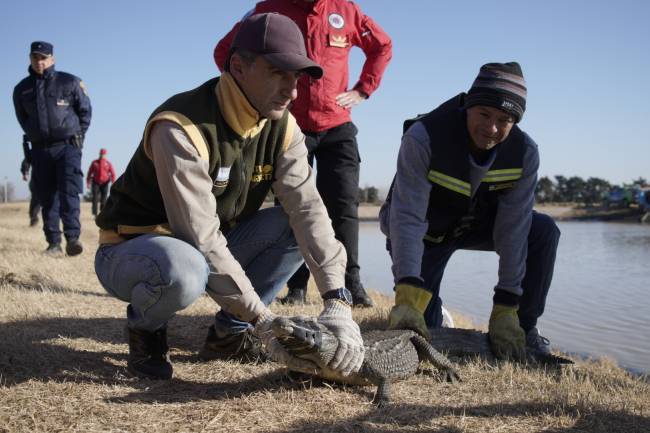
[358,220,650,374]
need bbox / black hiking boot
[277,286,307,305]
[65,238,83,256]
[198,325,266,363]
[350,284,373,308]
[44,243,63,256]
[127,327,173,380]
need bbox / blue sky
[1,0,649,199]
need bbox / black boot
[198,325,266,363]
[127,327,173,380]
[44,243,63,256]
[350,284,373,308]
[277,287,307,305]
[65,238,83,256]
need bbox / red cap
[100,148,107,155]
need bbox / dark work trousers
[286,122,362,291]
[28,177,41,224]
[31,143,83,245]
[91,182,110,216]
[391,212,560,330]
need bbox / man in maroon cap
[94,13,364,380]
[86,148,116,216]
[215,1,393,307]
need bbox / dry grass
[0,201,648,433]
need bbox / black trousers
[91,182,110,216]
[416,212,561,330]
[287,122,362,290]
[28,177,41,224]
[32,144,83,244]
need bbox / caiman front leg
[372,379,391,406]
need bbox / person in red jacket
[215,0,392,307]
[86,148,116,216]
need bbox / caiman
[271,316,461,405]
[272,317,573,404]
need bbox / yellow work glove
[388,283,432,339]
[488,304,526,361]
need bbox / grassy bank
[0,202,648,433]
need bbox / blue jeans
[388,212,560,331]
[94,206,303,332]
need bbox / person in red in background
[86,148,116,216]
[215,1,392,307]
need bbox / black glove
[20,159,30,176]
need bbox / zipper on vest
[234,141,248,219]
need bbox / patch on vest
[488,181,517,191]
[251,164,273,183]
[328,13,344,29]
[215,166,231,188]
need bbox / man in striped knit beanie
[380,62,561,361]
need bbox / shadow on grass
[0,314,370,404]
[0,270,110,298]
[102,369,371,405]
[0,314,228,387]
[270,402,650,433]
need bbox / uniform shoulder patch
[79,81,88,96]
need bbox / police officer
[13,41,92,255]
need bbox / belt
[32,138,73,149]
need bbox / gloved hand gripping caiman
[272,316,460,405]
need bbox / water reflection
[359,221,650,373]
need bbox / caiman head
[271,316,339,368]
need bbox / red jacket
[87,158,116,186]
[214,0,392,132]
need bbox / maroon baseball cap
[231,13,323,79]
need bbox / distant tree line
[358,186,380,204]
[535,176,647,205]
[356,175,649,206]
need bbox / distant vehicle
[604,187,637,208]
[637,188,650,212]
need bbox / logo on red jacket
[328,13,344,29]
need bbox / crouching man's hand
[388,281,432,339]
[317,296,364,376]
[488,303,526,361]
[252,308,319,373]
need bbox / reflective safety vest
[402,93,526,244]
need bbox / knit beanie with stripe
[465,62,527,122]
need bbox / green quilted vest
[96,76,288,237]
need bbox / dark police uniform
[13,63,92,247]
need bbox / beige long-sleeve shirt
[149,119,346,323]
